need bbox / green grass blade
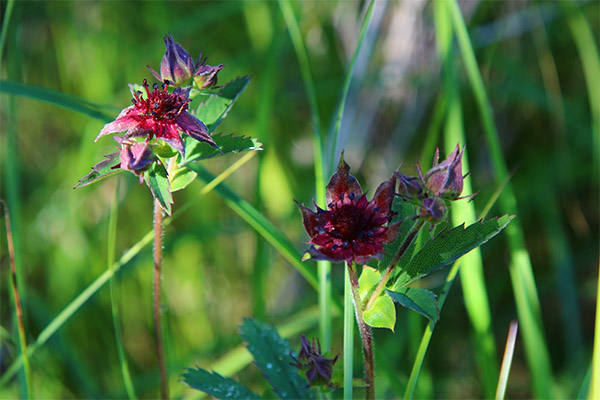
[278,0,332,351]
[0,0,15,66]
[329,0,375,172]
[495,321,518,400]
[447,1,554,397]
[0,155,257,386]
[591,264,600,400]
[435,2,499,394]
[107,180,137,399]
[0,80,115,122]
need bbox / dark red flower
[95,79,219,156]
[290,335,339,388]
[296,153,401,265]
[148,33,224,88]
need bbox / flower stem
[343,265,354,400]
[365,219,425,311]
[347,262,375,400]
[153,199,168,399]
[1,199,32,399]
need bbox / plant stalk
[1,199,31,399]
[343,265,354,400]
[365,219,425,311]
[347,262,375,400]
[153,199,168,399]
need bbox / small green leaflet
[182,368,260,399]
[403,215,514,280]
[387,288,439,323]
[184,133,262,163]
[170,167,197,192]
[358,267,396,331]
[144,162,173,215]
[195,76,251,133]
[239,318,314,399]
[74,152,122,189]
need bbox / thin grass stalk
[0,0,15,66]
[107,181,137,399]
[1,199,31,399]
[153,199,168,399]
[495,321,518,400]
[447,1,554,397]
[435,2,498,395]
[0,153,258,386]
[278,0,332,351]
[329,0,375,172]
[347,262,375,400]
[591,262,600,400]
[343,263,354,400]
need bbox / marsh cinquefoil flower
[296,153,401,265]
[148,33,224,88]
[290,335,339,388]
[95,79,219,156]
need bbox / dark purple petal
[371,176,396,216]
[296,201,326,237]
[175,112,220,150]
[326,152,363,205]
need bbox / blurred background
[0,0,598,398]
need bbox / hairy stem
[343,264,354,400]
[153,199,168,399]
[365,219,425,310]
[347,262,375,400]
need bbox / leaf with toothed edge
[181,368,261,399]
[402,215,514,280]
[194,76,251,133]
[239,318,314,399]
[74,152,123,189]
[144,162,173,215]
[184,133,262,163]
[387,288,440,323]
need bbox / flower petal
[295,200,326,237]
[95,107,140,141]
[371,175,396,215]
[176,112,220,150]
[326,151,363,205]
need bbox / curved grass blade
[0,80,115,122]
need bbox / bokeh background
[1,0,598,398]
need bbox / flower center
[132,79,188,121]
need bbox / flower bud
[424,145,465,200]
[419,196,448,225]
[147,34,195,87]
[395,172,424,199]
[193,53,224,89]
[290,335,339,389]
[119,140,155,181]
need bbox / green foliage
[403,215,514,280]
[144,162,172,215]
[195,76,251,133]
[239,318,314,399]
[184,133,262,163]
[387,288,439,323]
[182,368,260,399]
[184,319,313,400]
[74,152,122,189]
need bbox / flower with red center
[290,335,339,388]
[296,153,401,265]
[148,33,224,89]
[95,79,219,156]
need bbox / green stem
[153,199,168,399]
[347,262,375,400]
[365,219,425,311]
[343,264,354,400]
[1,199,31,399]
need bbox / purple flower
[290,335,339,388]
[148,33,224,88]
[421,145,465,200]
[296,153,401,265]
[95,79,219,156]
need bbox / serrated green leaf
[377,198,418,271]
[194,76,251,133]
[403,215,514,279]
[363,294,396,331]
[358,266,381,302]
[144,162,173,215]
[170,167,197,192]
[184,133,262,163]
[182,367,261,399]
[74,152,123,189]
[387,288,439,323]
[239,318,314,399]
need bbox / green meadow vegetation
[0,0,598,398]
